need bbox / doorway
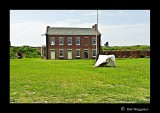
[68,50,72,59]
[51,50,55,59]
[84,50,88,58]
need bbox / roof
[46,27,101,36]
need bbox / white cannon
[95,55,116,67]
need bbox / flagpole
[96,10,98,61]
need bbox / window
[59,49,64,57]
[92,49,96,57]
[76,37,80,45]
[50,37,55,45]
[59,37,64,45]
[68,37,72,45]
[92,37,96,45]
[76,49,80,57]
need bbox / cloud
[99,24,150,46]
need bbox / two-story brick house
[44,24,101,59]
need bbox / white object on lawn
[95,55,116,67]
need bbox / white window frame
[92,37,96,45]
[59,49,64,57]
[76,49,80,57]
[76,37,80,45]
[68,37,72,45]
[50,37,55,45]
[59,37,64,45]
[92,49,96,57]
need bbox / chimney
[92,24,97,31]
[46,26,50,33]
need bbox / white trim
[59,37,64,45]
[67,49,72,59]
[59,49,64,57]
[50,49,55,59]
[92,37,96,45]
[92,49,96,57]
[68,37,72,45]
[76,37,80,45]
[50,37,55,45]
[76,49,80,57]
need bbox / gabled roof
[46,27,101,36]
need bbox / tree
[104,41,109,47]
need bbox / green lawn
[10,58,150,103]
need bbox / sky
[10,10,150,47]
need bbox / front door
[51,50,55,59]
[68,50,72,59]
[84,50,88,58]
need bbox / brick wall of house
[46,35,100,59]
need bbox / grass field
[10,58,150,103]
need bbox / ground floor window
[92,49,96,57]
[59,49,64,57]
[76,49,80,57]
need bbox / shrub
[10,46,41,58]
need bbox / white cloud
[99,24,150,46]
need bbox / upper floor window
[76,37,80,45]
[59,37,64,45]
[50,37,55,45]
[92,37,96,45]
[68,37,72,45]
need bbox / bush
[10,46,41,58]
[10,48,17,59]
